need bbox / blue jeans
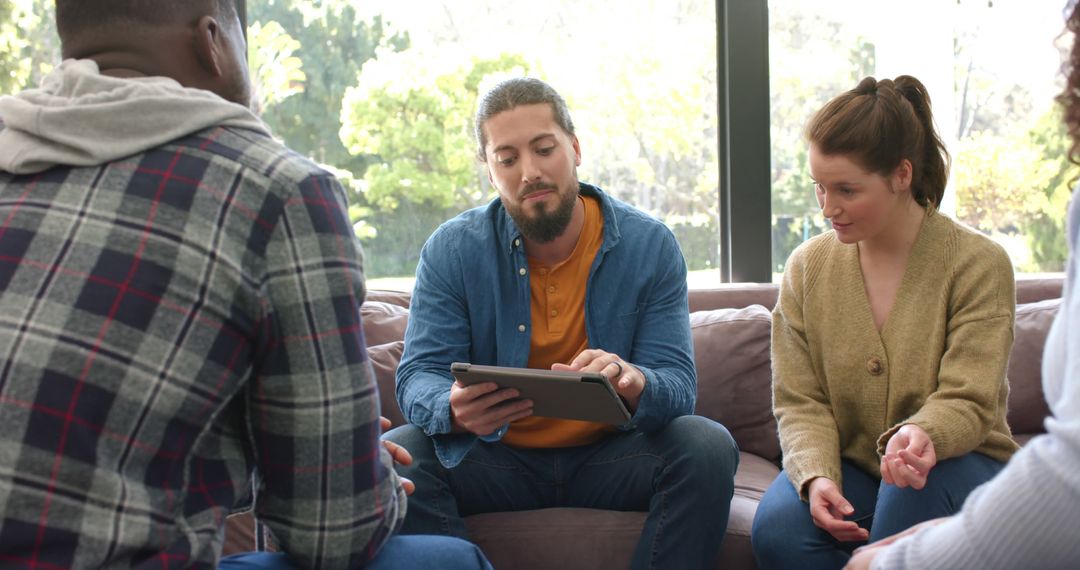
[751,453,1004,570]
[218,535,493,570]
[384,415,740,570]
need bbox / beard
[504,180,580,243]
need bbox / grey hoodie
[0,59,271,174]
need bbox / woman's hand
[881,424,937,489]
[807,477,869,542]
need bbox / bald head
[55,0,251,107]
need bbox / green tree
[248,0,407,174]
[338,50,528,276]
[0,0,57,95]
[339,0,724,275]
[247,20,306,110]
[953,131,1051,233]
[952,115,1070,272]
[1019,106,1074,272]
[767,7,875,272]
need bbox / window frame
[716,0,772,283]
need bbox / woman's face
[808,144,911,245]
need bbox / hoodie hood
[0,59,271,174]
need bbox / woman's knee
[873,453,1003,539]
[751,478,812,566]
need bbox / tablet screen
[450,362,631,424]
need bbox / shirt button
[514,239,520,247]
[547,286,556,294]
[550,309,558,317]
[518,267,526,276]
[518,324,526,332]
[867,357,884,376]
[539,268,548,276]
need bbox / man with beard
[384,77,740,569]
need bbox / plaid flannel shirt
[0,125,404,568]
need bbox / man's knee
[384,423,432,450]
[663,415,740,475]
[382,424,438,470]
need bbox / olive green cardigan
[772,211,1019,498]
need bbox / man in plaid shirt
[0,1,490,568]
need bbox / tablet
[450,362,632,425]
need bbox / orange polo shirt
[502,195,617,448]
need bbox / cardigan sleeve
[772,246,843,499]
[877,240,1016,460]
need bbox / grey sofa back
[364,277,1062,457]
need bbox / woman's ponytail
[895,75,950,208]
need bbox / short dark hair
[474,77,575,162]
[806,75,950,209]
[56,0,237,41]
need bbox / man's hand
[881,424,937,490]
[380,416,415,495]
[807,477,869,542]
[449,381,533,436]
[552,349,645,411]
[843,517,950,569]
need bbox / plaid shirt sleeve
[249,171,406,568]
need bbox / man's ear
[192,15,224,77]
[571,135,582,167]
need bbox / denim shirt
[396,183,696,467]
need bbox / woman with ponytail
[751,74,1020,569]
[844,3,1080,568]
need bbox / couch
[222,277,1063,569]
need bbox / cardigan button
[867,357,884,376]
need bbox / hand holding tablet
[451,362,632,425]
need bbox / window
[2,1,1070,287]
[247,0,722,290]
[769,0,1072,278]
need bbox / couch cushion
[1015,277,1064,305]
[461,450,777,570]
[1007,298,1059,435]
[366,289,412,308]
[690,305,779,461]
[362,301,410,349]
[688,283,780,312]
[370,340,406,427]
